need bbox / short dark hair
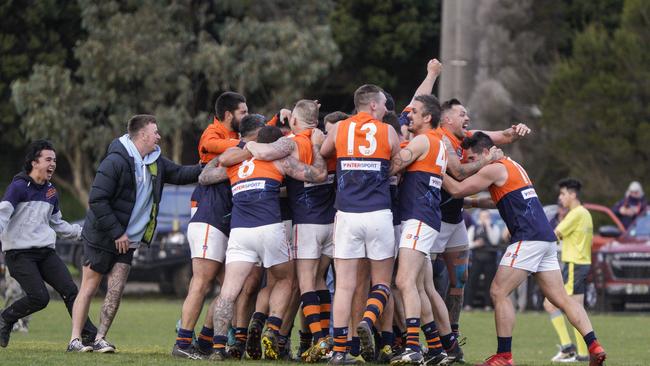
[24,139,56,173]
[558,178,582,196]
[414,94,442,127]
[441,98,463,115]
[127,114,157,137]
[460,131,494,153]
[354,84,384,109]
[383,91,395,112]
[239,114,266,138]
[324,111,349,125]
[257,126,284,143]
[382,111,401,136]
[215,92,246,121]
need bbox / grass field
[0,298,647,365]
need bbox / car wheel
[172,263,192,298]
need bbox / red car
[586,204,650,311]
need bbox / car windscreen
[628,212,650,238]
[158,185,193,218]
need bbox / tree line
[1,0,647,208]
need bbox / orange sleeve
[266,114,279,126]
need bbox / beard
[231,117,241,133]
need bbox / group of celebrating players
[170,59,607,366]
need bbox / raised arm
[245,137,296,161]
[408,59,442,107]
[219,146,252,167]
[474,123,531,145]
[198,157,229,185]
[389,134,428,176]
[444,136,502,180]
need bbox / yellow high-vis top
[556,205,593,264]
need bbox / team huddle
[0,59,607,366]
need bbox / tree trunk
[172,127,183,163]
[71,144,89,206]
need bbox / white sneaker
[551,344,577,362]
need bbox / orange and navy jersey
[436,126,472,224]
[227,158,284,228]
[197,117,239,164]
[334,112,392,213]
[488,157,556,243]
[190,140,245,234]
[398,130,447,230]
[285,129,336,224]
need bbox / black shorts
[561,262,590,295]
[83,243,135,275]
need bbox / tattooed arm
[245,137,296,161]
[219,146,252,167]
[444,136,503,180]
[275,138,327,183]
[198,157,229,185]
[389,134,428,176]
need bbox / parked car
[588,205,650,311]
[56,184,195,297]
[468,203,650,312]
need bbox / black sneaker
[208,348,228,361]
[227,339,246,360]
[444,344,464,364]
[357,321,375,362]
[390,347,424,365]
[423,349,449,366]
[246,318,263,360]
[0,315,14,348]
[171,344,203,359]
[377,345,394,364]
[67,338,93,353]
[329,351,362,365]
[93,338,116,353]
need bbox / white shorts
[333,209,395,260]
[283,219,292,243]
[226,223,291,268]
[430,221,469,254]
[292,223,334,259]
[499,240,560,273]
[393,225,401,258]
[187,222,228,262]
[399,219,439,254]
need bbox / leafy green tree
[327,0,441,109]
[539,0,649,203]
[12,0,340,205]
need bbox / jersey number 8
[238,158,256,178]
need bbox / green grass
[1,298,648,365]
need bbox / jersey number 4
[347,122,377,156]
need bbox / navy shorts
[561,262,590,295]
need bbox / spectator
[612,181,647,229]
[68,114,201,353]
[0,140,97,348]
[465,210,500,310]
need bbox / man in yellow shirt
[543,178,593,362]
